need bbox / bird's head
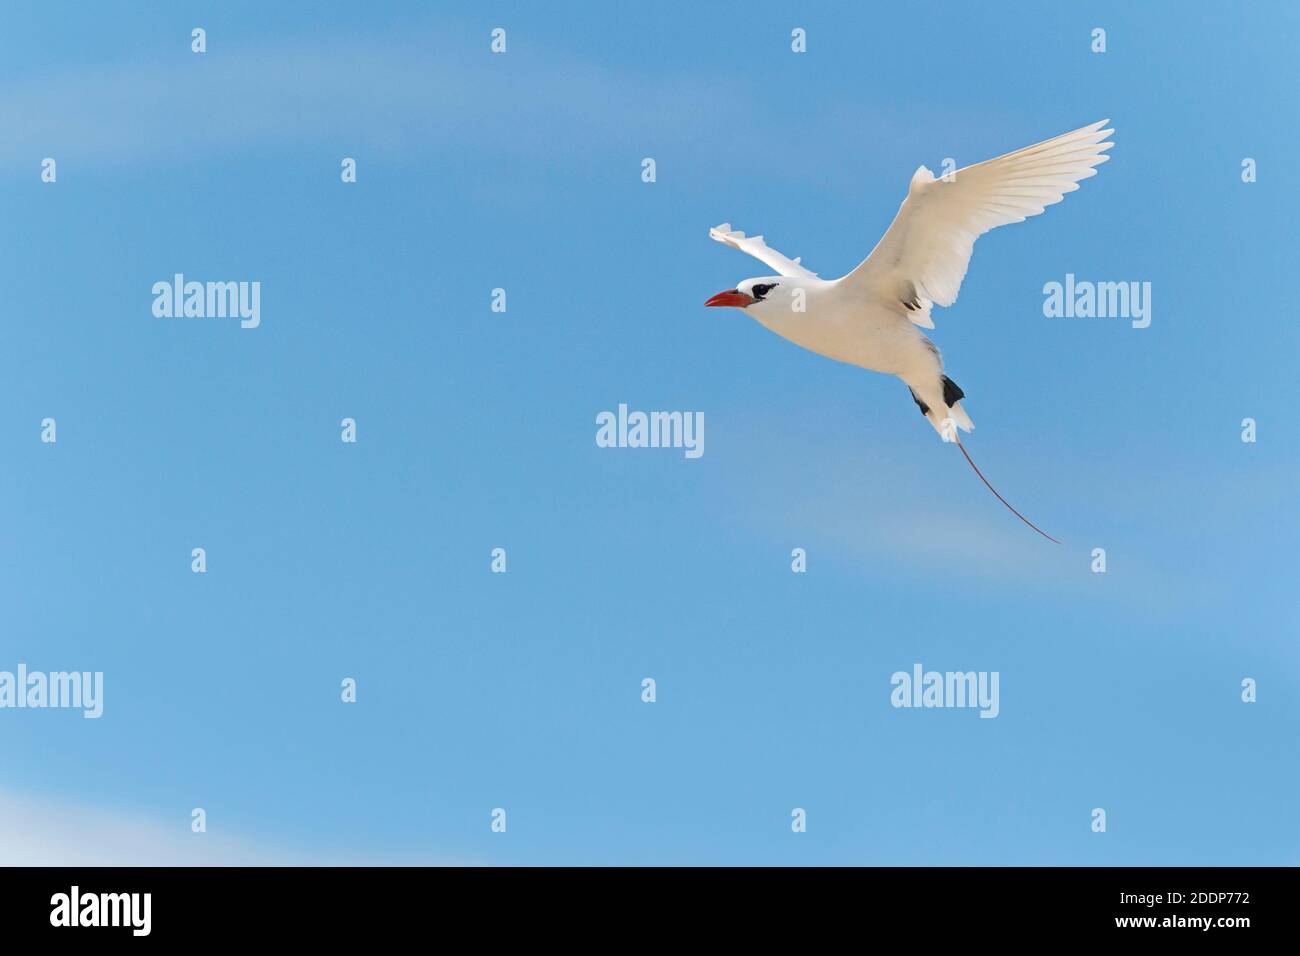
[704,277,782,311]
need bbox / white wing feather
[709,223,819,279]
[842,120,1114,317]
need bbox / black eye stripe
[751,283,777,299]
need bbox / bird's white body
[743,277,938,396]
[708,120,1115,438]
[740,276,969,435]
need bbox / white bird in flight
[705,120,1115,542]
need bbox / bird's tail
[954,435,1060,544]
[919,374,974,438]
[929,401,974,436]
[906,373,1056,541]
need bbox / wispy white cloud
[0,22,964,198]
[0,31,719,168]
[0,789,284,865]
[0,788,475,866]
[715,408,1260,607]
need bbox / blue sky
[1,1,1296,865]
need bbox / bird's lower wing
[708,223,819,279]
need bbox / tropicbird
[705,120,1115,542]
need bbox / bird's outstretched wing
[709,223,819,279]
[841,120,1114,323]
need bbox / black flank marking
[909,388,930,416]
[942,375,965,406]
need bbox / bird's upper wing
[709,223,819,279]
[840,120,1114,320]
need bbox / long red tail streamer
[955,438,1061,544]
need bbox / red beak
[704,288,756,309]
